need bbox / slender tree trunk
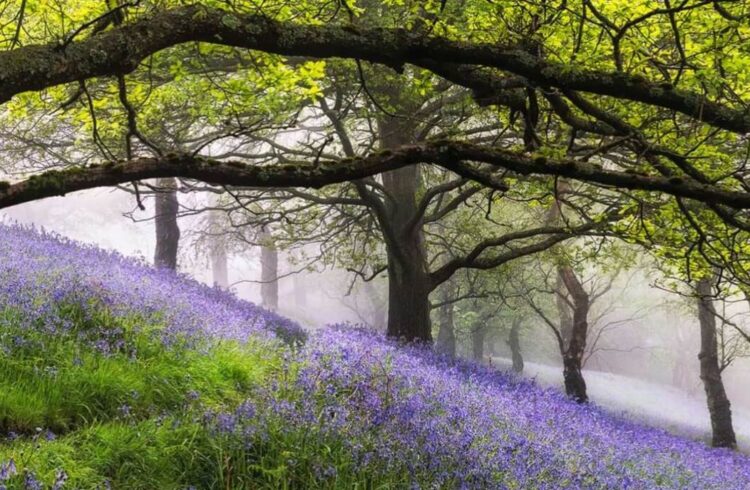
[672,328,694,393]
[471,323,485,361]
[259,228,278,311]
[556,270,574,344]
[210,240,228,289]
[546,181,589,402]
[696,277,737,449]
[208,210,229,289]
[508,317,524,373]
[559,265,589,403]
[154,177,180,270]
[436,282,456,358]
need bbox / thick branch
[1,5,749,133]
[4,140,750,210]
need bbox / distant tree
[507,318,524,373]
[259,226,279,311]
[695,274,737,449]
[154,178,180,270]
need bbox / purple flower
[0,459,17,481]
[23,471,41,490]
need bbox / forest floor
[493,357,750,452]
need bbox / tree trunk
[508,317,524,373]
[208,209,229,289]
[436,282,456,358]
[259,228,278,311]
[471,323,485,361]
[386,256,432,341]
[546,181,589,403]
[672,327,695,394]
[559,265,589,403]
[556,270,574,344]
[696,277,737,449]
[210,239,228,289]
[379,116,432,342]
[154,177,180,270]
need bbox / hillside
[494,358,750,451]
[0,226,748,488]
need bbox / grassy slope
[1,227,750,489]
[0,303,285,489]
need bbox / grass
[0,302,399,489]
[0,301,287,488]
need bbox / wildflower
[0,459,17,481]
[23,471,42,490]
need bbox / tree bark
[4,142,750,212]
[508,317,524,373]
[558,265,590,403]
[436,282,457,358]
[696,277,737,449]
[378,116,432,342]
[154,177,180,270]
[259,227,278,311]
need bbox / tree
[507,317,524,373]
[208,214,230,289]
[696,274,737,449]
[1,2,750,219]
[153,178,180,270]
[259,226,279,311]
[436,280,458,358]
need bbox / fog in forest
[7,185,750,451]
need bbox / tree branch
[1,5,749,133]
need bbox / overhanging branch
[0,5,748,133]
[3,140,750,211]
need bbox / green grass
[0,339,274,434]
[0,329,277,435]
[0,303,287,488]
[0,302,405,489]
